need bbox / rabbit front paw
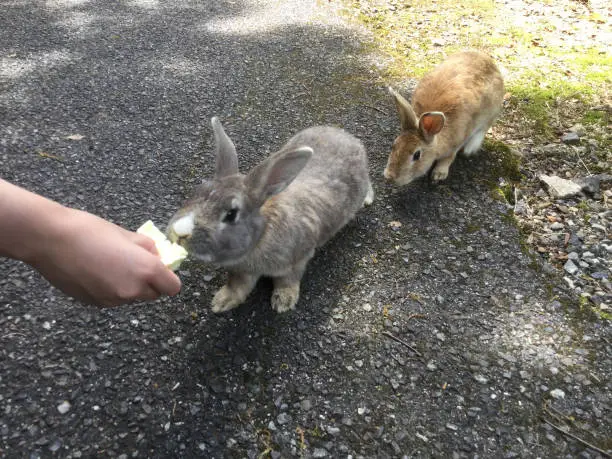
[271,285,299,313]
[431,164,450,182]
[211,285,245,313]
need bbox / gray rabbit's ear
[246,147,312,205]
[212,117,238,178]
[389,86,418,132]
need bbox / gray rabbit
[167,117,374,313]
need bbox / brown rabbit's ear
[389,86,418,131]
[418,112,445,141]
[246,147,313,205]
[211,117,239,178]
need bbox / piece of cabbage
[137,220,188,271]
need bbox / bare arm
[0,179,181,306]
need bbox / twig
[573,148,592,176]
[541,417,611,458]
[364,104,388,115]
[381,331,422,357]
[38,151,64,162]
[407,313,426,322]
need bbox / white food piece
[172,212,195,237]
[137,220,188,271]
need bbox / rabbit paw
[431,164,450,182]
[271,285,299,313]
[211,285,244,313]
[363,183,374,206]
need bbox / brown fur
[385,50,505,185]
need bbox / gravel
[1,1,610,458]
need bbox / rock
[550,222,564,231]
[276,413,291,425]
[561,132,580,144]
[568,252,580,261]
[563,260,579,275]
[550,389,565,399]
[300,399,312,411]
[573,174,612,195]
[568,123,585,136]
[539,175,582,198]
[474,374,488,384]
[57,401,71,414]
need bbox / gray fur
[167,118,373,313]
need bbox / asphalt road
[1,1,610,458]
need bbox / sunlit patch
[201,2,321,35]
[45,0,90,8]
[0,50,74,80]
[126,0,159,9]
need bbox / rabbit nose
[383,168,395,181]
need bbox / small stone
[446,423,458,431]
[277,413,291,425]
[362,303,372,312]
[561,132,580,145]
[550,389,565,399]
[568,123,585,136]
[539,175,582,198]
[568,252,580,261]
[474,374,488,384]
[313,448,328,458]
[57,401,71,414]
[550,222,564,231]
[300,399,312,411]
[563,260,579,275]
[268,421,277,431]
[591,223,606,233]
[326,426,341,436]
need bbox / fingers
[149,262,182,297]
[130,231,159,255]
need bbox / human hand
[26,207,182,307]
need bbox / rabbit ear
[389,86,418,131]
[246,147,313,205]
[212,117,239,178]
[418,111,445,141]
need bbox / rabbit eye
[413,150,421,161]
[223,207,239,224]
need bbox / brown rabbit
[384,50,504,185]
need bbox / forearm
[0,179,69,263]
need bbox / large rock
[573,174,612,195]
[539,174,582,198]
